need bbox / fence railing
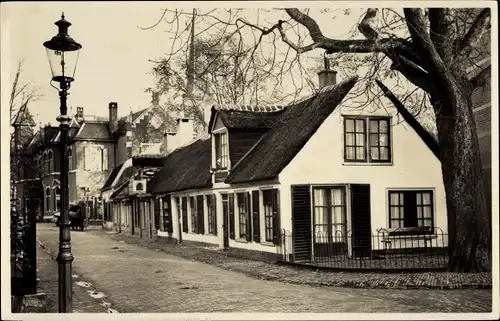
[279,227,449,271]
[11,200,37,296]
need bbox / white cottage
[146,72,447,264]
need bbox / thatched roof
[147,139,212,194]
[207,105,285,132]
[101,163,125,191]
[225,77,359,184]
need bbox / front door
[222,194,229,249]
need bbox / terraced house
[116,67,450,264]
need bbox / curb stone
[91,231,492,290]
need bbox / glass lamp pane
[46,48,80,80]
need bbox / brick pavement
[36,241,115,313]
[90,229,492,290]
[36,223,492,313]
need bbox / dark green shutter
[252,190,260,243]
[181,197,188,233]
[197,195,205,235]
[246,192,252,242]
[271,189,280,245]
[228,194,235,239]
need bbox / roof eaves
[375,80,440,160]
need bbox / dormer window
[214,132,229,170]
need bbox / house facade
[120,70,449,263]
[14,100,171,221]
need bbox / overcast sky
[2,2,375,127]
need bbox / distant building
[12,100,171,221]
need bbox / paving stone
[36,223,492,313]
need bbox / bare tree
[146,7,492,272]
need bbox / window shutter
[165,196,173,232]
[252,190,260,243]
[102,148,109,171]
[154,197,161,230]
[245,192,252,242]
[210,194,217,236]
[182,197,188,233]
[350,184,372,257]
[272,189,280,245]
[228,193,235,239]
[197,195,205,235]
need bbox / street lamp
[43,12,82,313]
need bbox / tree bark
[432,79,491,272]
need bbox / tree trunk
[433,80,491,273]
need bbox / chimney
[109,102,118,133]
[163,130,177,154]
[76,107,84,122]
[317,55,337,90]
[176,113,194,147]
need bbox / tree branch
[428,8,457,65]
[283,8,413,54]
[459,8,491,55]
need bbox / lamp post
[43,13,82,313]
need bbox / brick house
[14,101,171,221]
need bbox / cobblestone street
[36,223,492,313]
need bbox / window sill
[342,162,393,166]
[235,238,248,244]
[260,241,275,247]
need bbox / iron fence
[279,227,449,271]
[11,199,37,296]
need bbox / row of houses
[12,97,175,221]
[98,67,458,262]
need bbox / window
[214,132,229,170]
[222,194,235,239]
[43,153,47,174]
[84,146,108,171]
[54,187,61,212]
[207,194,217,235]
[102,147,109,171]
[190,197,197,233]
[237,193,250,240]
[388,190,434,230]
[344,117,391,163]
[67,147,72,170]
[136,183,144,192]
[45,187,51,213]
[312,187,347,243]
[263,189,279,243]
[48,150,53,173]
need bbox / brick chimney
[109,102,118,133]
[317,55,337,90]
[76,107,84,122]
[176,112,195,147]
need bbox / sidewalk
[89,229,492,290]
[36,242,117,313]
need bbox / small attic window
[214,132,229,170]
[136,183,144,191]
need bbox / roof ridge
[212,104,285,113]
